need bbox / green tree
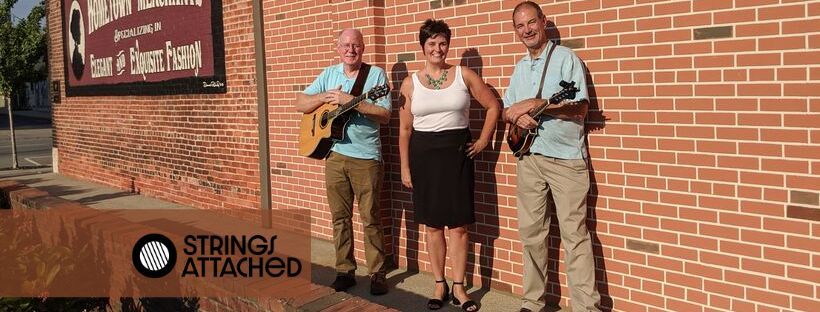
[0,0,46,94]
[0,0,46,169]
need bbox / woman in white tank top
[398,19,501,312]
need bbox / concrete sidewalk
[0,169,562,312]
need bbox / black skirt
[410,128,475,228]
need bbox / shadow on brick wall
[460,48,505,298]
[459,48,512,300]
[544,20,613,311]
[584,61,613,311]
[387,61,423,278]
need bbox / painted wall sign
[61,0,226,96]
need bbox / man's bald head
[338,29,363,43]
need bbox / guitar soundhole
[320,111,329,129]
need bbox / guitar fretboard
[328,92,369,119]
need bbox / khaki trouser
[517,154,601,312]
[325,152,386,275]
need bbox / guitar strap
[349,63,371,97]
[534,41,558,100]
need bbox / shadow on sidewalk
[6,176,136,206]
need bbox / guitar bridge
[311,114,316,135]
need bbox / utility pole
[252,0,271,228]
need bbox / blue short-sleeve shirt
[304,63,391,160]
[503,42,589,160]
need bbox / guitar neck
[330,93,368,118]
[527,96,561,118]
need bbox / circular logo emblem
[132,233,177,278]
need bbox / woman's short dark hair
[419,19,451,47]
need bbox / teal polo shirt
[503,42,589,160]
[303,63,391,161]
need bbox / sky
[11,0,38,22]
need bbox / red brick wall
[48,0,819,311]
[48,0,262,210]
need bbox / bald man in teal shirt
[295,29,391,296]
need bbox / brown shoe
[369,272,388,296]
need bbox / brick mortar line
[596,205,815,233]
[490,173,814,194]
[596,154,817,168]
[379,29,814,44]
[632,203,816,226]
[618,252,819,290]
[593,161,818,180]
[575,42,816,51]
[613,228,803,252]
[593,109,814,113]
[593,190,808,212]
[560,69,817,75]
[596,142,816,158]
[622,266,816,311]
[603,79,819,84]
[597,67,819,74]
[601,117,811,123]
[602,229,818,264]
[379,4,808,22]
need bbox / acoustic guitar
[506,80,581,157]
[299,84,390,159]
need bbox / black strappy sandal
[427,280,450,310]
[451,281,479,312]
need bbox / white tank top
[411,66,470,132]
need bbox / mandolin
[506,80,581,157]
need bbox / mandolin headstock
[548,80,579,104]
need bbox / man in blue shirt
[295,28,391,295]
[502,2,601,312]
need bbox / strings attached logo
[132,233,177,278]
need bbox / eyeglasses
[339,43,363,51]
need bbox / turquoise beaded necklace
[424,70,448,90]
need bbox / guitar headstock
[548,80,580,104]
[367,84,391,101]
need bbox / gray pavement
[0,170,567,312]
[0,110,53,169]
[0,128,52,168]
